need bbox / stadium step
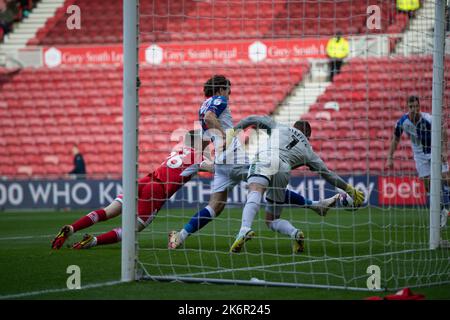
[246,77,330,156]
[273,81,331,125]
[395,0,436,55]
[0,0,66,58]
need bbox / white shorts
[247,153,290,203]
[211,164,249,193]
[415,156,449,178]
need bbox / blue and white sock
[268,219,297,239]
[284,189,313,206]
[181,206,216,241]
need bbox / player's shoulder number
[166,149,192,169]
[213,98,222,106]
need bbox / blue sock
[284,189,312,206]
[442,182,450,209]
[183,206,215,234]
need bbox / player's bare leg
[51,201,122,250]
[169,191,228,249]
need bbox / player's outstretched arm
[306,152,348,190]
[306,152,365,207]
[344,185,365,207]
[234,115,276,133]
[386,134,400,169]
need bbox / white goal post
[429,0,446,250]
[121,0,139,282]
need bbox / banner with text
[0,180,123,210]
[378,176,427,206]
[42,38,328,67]
[0,175,385,211]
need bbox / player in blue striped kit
[386,95,449,228]
[168,75,338,251]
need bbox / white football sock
[240,191,262,234]
[268,219,297,239]
[179,229,189,242]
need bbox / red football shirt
[153,147,202,197]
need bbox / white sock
[205,205,216,217]
[239,191,262,234]
[179,229,189,243]
[269,219,297,239]
[305,200,319,208]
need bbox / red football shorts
[115,175,167,227]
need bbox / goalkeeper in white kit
[229,115,365,253]
[168,75,338,252]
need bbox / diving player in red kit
[51,130,213,249]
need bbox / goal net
[127,0,450,291]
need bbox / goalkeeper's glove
[345,184,365,207]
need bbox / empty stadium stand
[0,0,443,178]
[0,61,309,177]
[300,55,450,174]
[28,0,411,46]
[2,56,446,177]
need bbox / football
[337,192,357,210]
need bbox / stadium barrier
[11,34,392,68]
[0,175,426,210]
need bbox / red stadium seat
[2,52,445,177]
[31,0,406,45]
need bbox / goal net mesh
[133,0,450,290]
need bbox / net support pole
[121,0,139,281]
[429,0,446,250]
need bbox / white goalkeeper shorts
[211,164,249,193]
[415,155,449,178]
[247,154,290,204]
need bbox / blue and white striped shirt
[394,112,432,156]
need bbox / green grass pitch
[1,207,449,300]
